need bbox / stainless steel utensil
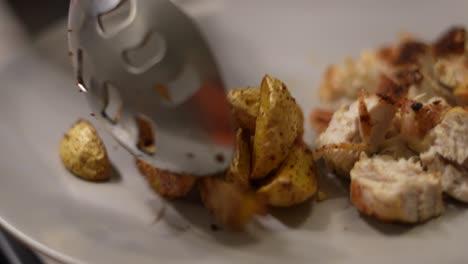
[68,0,234,176]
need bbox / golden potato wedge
[136,159,196,199]
[258,142,318,207]
[59,119,111,181]
[251,75,303,179]
[227,88,260,133]
[199,177,267,230]
[225,128,251,189]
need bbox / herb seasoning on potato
[227,88,260,133]
[258,142,318,207]
[251,75,303,179]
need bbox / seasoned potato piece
[251,75,302,179]
[225,129,251,189]
[199,177,267,230]
[227,88,260,133]
[136,159,196,199]
[59,119,111,181]
[258,142,318,207]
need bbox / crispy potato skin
[199,177,267,230]
[59,119,111,181]
[226,129,251,189]
[258,142,318,207]
[251,75,303,179]
[227,88,260,133]
[136,159,196,198]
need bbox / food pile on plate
[59,26,467,230]
[60,75,318,230]
[312,26,468,223]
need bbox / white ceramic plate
[1,1,467,263]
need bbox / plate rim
[0,216,80,264]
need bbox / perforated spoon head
[68,0,234,176]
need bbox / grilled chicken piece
[315,27,468,224]
[318,27,467,109]
[315,93,397,176]
[319,51,387,106]
[421,153,468,202]
[428,107,468,166]
[378,134,417,160]
[310,109,333,133]
[400,97,451,152]
[433,57,468,105]
[420,107,468,202]
[350,154,444,223]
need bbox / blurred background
[0,0,68,66]
[0,2,68,264]
[7,0,68,36]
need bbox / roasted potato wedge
[199,177,267,230]
[59,119,111,181]
[225,128,251,189]
[136,159,196,198]
[258,142,318,207]
[227,88,260,133]
[251,75,303,179]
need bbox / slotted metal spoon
[68,0,234,176]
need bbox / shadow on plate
[162,197,262,247]
[151,160,356,238]
[360,197,468,235]
[445,196,468,210]
[359,214,415,236]
[108,163,123,183]
[439,196,468,222]
[269,200,313,228]
[316,160,350,200]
